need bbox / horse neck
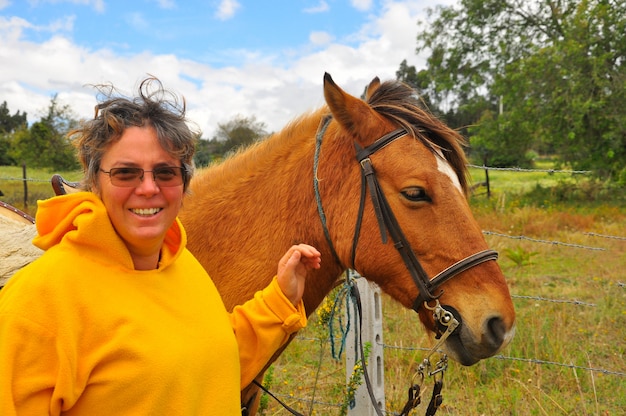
[185,112,346,313]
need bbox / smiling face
[97,125,184,269]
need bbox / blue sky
[0,0,452,137]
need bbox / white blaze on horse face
[435,149,463,194]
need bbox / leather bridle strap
[354,129,442,308]
[413,249,499,309]
[354,129,498,312]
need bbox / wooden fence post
[22,163,28,209]
[482,157,491,198]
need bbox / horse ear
[323,73,379,139]
[365,77,381,100]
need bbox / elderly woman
[0,77,321,415]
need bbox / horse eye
[401,187,431,203]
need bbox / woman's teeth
[131,208,161,216]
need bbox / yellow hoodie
[0,192,306,415]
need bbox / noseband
[314,115,498,313]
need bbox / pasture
[1,164,624,415]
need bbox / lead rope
[398,301,459,416]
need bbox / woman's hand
[276,244,321,306]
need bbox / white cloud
[47,15,75,32]
[124,12,149,31]
[309,31,333,46]
[27,0,105,13]
[0,0,11,11]
[350,0,373,12]
[153,0,176,9]
[214,0,240,21]
[303,0,329,14]
[0,1,440,139]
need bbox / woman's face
[98,125,184,260]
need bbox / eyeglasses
[100,166,185,187]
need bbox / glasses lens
[153,167,184,187]
[104,167,184,187]
[109,167,143,186]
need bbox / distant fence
[467,164,592,197]
[0,164,33,209]
[0,163,598,204]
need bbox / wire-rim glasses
[100,166,185,187]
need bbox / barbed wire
[511,294,596,307]
[483,230,606,251]
[467,164,592,174]
[0,176,50,183]
[492,355,626,377]
[583,232,626,241]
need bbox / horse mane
[366,80,470,194]
[205,80,469,193]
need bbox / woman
[0,77,321,415]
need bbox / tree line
[398,0,625,183]
[1,0,624,184]
[0,98,268,170]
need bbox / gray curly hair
[70,76,198,192]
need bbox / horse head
[316,73,515,365]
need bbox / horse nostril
[485,316,506,349]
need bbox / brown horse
[179,73,515,413]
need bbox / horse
[178,73,516,413]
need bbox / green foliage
[503,246,538,267]
[0,101,28,166]
[340,342,371,416]
[0,101,27,134]
[257,366,274,415]
[2,95,80,170]
[214,115,268,155]
[412,0,626,180]
[192,115,269,167]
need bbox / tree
[10,95,80,170]
[193,137,224,167]
[0,101,28,165]
[396,59,439,112]
[214,115,268,155]
[0,101,27,134]
[414,0,626,177]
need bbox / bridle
[314,115,498,315]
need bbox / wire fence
[262,267,626,414]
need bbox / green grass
[0,166,82,215]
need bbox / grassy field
[0,166,82,216]
[1,164,625,415]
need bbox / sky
[0,0,452,138]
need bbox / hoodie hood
[33,192,186,271]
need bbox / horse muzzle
[439,305,516,366]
